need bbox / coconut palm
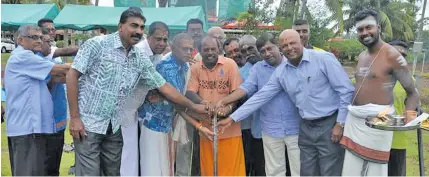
[325,0,416,41]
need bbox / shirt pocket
[309,69,327,96]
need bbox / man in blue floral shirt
[138,33,194,175]
[66,9,207,176]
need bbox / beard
[359,30,380,48]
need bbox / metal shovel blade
[213,112,218,176]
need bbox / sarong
[340,104,394,176]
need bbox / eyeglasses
[23,35,42,41]
[241,46,255,54]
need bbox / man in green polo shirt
[388,40,411,176]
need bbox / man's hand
[69,117,87,141]
[199,126,215,141]
[191,103,209,114]
[331,123,343,143]
[217,117,234,134]
[405,110,417,123]
[200,100,216,115]
[189,58,197,66]
[217,105,232,117]
[215,99,226,110]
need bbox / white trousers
[262,132,300,176]
[139,123,172,176]
[342,150,388,176]
[120,122,139,176]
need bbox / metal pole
[413,0,427,75]
[422,52,426,75]
[213,113,218,176]
[417,128,425,176]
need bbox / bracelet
[195,123,202,130]
[229,105,233,111]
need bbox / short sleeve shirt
[187,56,242,139]
[71,32,166,134]
[5,46,55,136]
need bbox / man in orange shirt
[180,35,245,176]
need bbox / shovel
[213,112,218,176]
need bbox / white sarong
[340,104,394,176]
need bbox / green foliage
[235,0,277,36]
[306,3,335,48]
[325,39,365,62]
[56,40,65,48]
[71,33,91,42]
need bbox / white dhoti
[340,104,394,176]
[139,123,173,176]
[118,80,150,176]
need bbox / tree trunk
[299,0,307,20]
[95,0,98,6]
[158,0,167,7]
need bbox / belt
[302,110,338,123]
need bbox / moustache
[131,33,142,40]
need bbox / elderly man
[341,10,419,176]
[217,32,300,176]
[120,20,170,176]
[223,38,246,67]
[66,9,207,176]
[219,29,354,176]
[5,24,70,176]
[292,19,323,50]
[138,33,194,176]
[207,27,226,53]
[181,35,245,176]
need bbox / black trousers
[45,129,65,176]
[9,133,47,176]
[388,149,406,176]
[242,129,266,176]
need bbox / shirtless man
[340,9,420,176]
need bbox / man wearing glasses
[138,33,194,175]
[120,20,170,176]
[37,19,79,176]
[5,24,70,176]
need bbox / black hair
[186,18,203,30]
[37,18,53,27]
[293,19,308,26]
[355,9,380,24]
[256,32,277,51]
[388,40,408,49]
[148,21,169,36]
[223,38,239,50]
[119,7,146,24]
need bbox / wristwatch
[337,122,345,128]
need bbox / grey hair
[172,33,193,47]
[16,24,41,39]
[239,35,256,46]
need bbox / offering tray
[365,114,420,131]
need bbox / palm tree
[325,0,416,41]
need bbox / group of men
[4,6,420,177]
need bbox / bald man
[219,29,354,176]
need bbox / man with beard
[340,9,419,176]
[292,19,323,51]
[138,33,194,176]
[235,34,264,175]
[120,20,170,176]
[224,38,246,67]
[219,29,354,176]
[216,32,300,176]
[207,27,226,54]
[66,9,208,176]
[181,35,245,176]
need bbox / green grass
[1,53,10,68]
[1,102,75,176]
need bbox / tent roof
[54,5,208,32]
[1,3,60,31]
